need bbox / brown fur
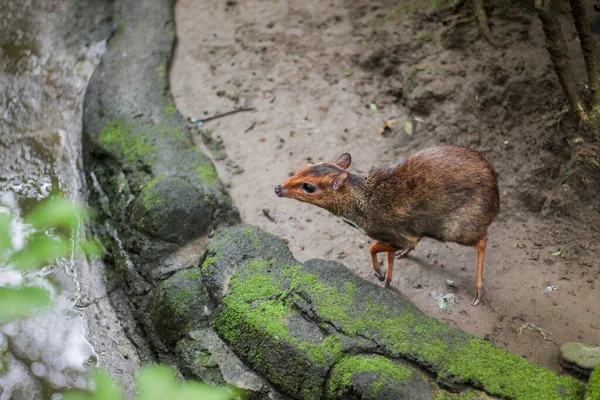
[275,145,500,304]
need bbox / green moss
[210,227,584,399]
[430,0,448,10]
[438,338,583,399]
[323,336,344,361]
[157,64,166,80]
[404,68,419,95]
[301,335,344,367]
[286,264,582,399]
[585,364,600,400]
[218,259,291,344]
[195,352,212,367]
[418,33,435,45]
[180,268,204,282]
[164,105,177,117]
[196,161,221,189]
[99,121,156,163]
[435,389,481,400]
[134,178,166,229]
[384,2,423,19]
[201,254,224,272]
[141,179,164,207]
[171,289,192,313]
[116,22,126,35]
[328,356,412,398]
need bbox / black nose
[274,185,282,197]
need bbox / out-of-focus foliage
[0,196,233,399]
[0,196,100,322]
[63,366,233,400]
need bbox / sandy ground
[170,0,600,372]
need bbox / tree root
[473,0,506,48]
[439,0,506,48]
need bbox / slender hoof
[379,280,390,288]
[374,270,385,281]
[471,289,482,306]
[395,248,411,259]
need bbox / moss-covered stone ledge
[80,0,243,393]
[163,225,584,400]
[82,0,239,281]
[587,364,600,400]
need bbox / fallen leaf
[550,248,563,257]
[378,118,398,135]
[405,119,415,136]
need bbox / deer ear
[330,172,348,190]
[335,153,351,170]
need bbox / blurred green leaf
[63,365,233,400]
[137,365,176,400]
[62,370,123,400]
[80,239,104,259]
[25,196,86,231]
[91,370,123,400]
[62,392,89,400]
[177,381,232,400]
[137,365,232,400]
[0,349,5,374]
[0,212,12,262]
[10,234,72,271]
[0,287,50,323]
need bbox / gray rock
[131,176,214,244]
[177,328,288,399]
[560,342,600,376]
[82,0,239,276]
[202,225,584,400]
[152,268,213,345]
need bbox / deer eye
[302,183,316,194]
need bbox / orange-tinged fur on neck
[277,162,358,215]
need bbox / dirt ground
[170,0,600,372]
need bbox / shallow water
[0,0,110,397]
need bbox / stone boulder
[152,225,585,400]
[82,0,239,275]
[560,342,600,377]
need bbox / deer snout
[274,185,283,197]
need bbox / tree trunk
[568,0,600,106]
[473,0,504,47]
[536,0,588,122]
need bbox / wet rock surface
[560,342,600,377]
[0,0,142,398]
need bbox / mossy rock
[326,355,434,400]
[560,342,600,376]
[203,225,585,400]
[82,0,239,274]
[176,333,226,387]
[152,268,213,344]
[587,364,600,400]
[131,176,213,244]
[176,328,288,399]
